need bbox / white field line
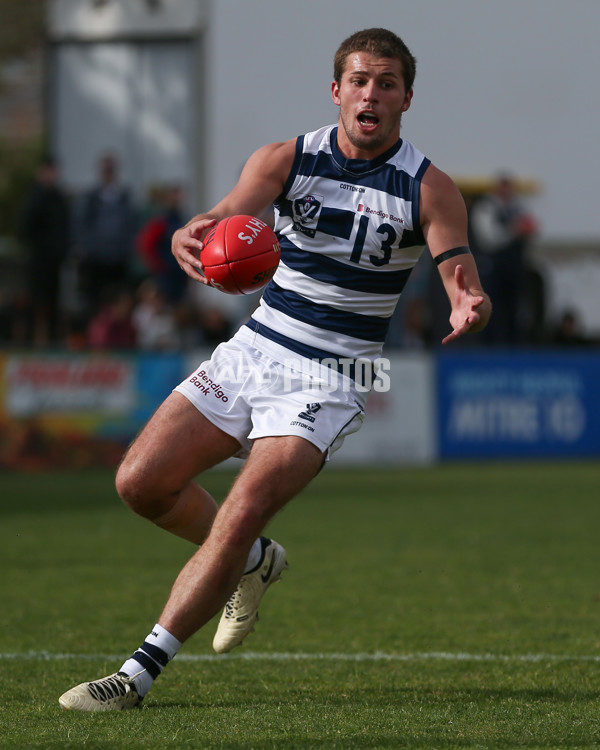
[2,651,600,663]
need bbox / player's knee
[115,461,144,513]
[115,458,170,519]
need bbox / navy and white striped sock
[119,624,182,697]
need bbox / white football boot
[213,539,288,654]
[59,672,142,711]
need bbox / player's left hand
[442,264,486,345]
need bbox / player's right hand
[172,218,217,284]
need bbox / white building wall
[48,0,207,39]
[47,0,600,331]
[208,0,600,243]
[48,0,209,212]
[51,41,198,203]
[49,0,600,242]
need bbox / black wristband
[434,246,472,266]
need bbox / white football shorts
[174,326,366,460]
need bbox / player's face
[332,52,413,159]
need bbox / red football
[200,215,281,295]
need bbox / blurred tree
[0,1,46,66]
[0,0,47,252]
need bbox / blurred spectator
[74,152,137,317]
[63,313,89,351]
[136,183,188,304]
[87,286,137,350]
[171,302,204,349]
[197,305,234,346]
[132,279,180,351]
[187,279,251,346]
[385,253,430,349]
[19,155,71,346]
[552,309,595,347]
[469,174,538,346]
[0,288,25,343]
[0,286,33,345]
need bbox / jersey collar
[330,126,402,174]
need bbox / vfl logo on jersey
[297,403,322,423]
[292,194,323,238]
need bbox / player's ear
[331,80,341,106]
[401,88,413,112]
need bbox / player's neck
[335,129,400,162]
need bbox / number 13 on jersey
[350,214,400,268]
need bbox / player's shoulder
[246,139,297,179]
[420,163,466,222]
[421,163,464,204]
[421,162,459,194]
[253,138,297,163]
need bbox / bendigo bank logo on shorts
[189,370,229,401]
[188,354,281,399]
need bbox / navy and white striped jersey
[247,124,431,363]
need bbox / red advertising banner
[0,353,136,470]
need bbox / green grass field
[2,461,600,749]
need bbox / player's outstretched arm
[171,140,295,284]
[440,263,490,345]
[420,165,492,343]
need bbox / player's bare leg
[158,434,324,643]
[115,393,290,650]
[58,394,246,711]
[59,427,323,711]
[115,391,241,544]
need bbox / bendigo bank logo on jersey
[357,204,404,224]
[292,194,323,238]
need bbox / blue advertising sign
[437,351,600,459]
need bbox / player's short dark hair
[333,28,417,91]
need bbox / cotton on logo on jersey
[292,194,323,238]
[340,183,365,193]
